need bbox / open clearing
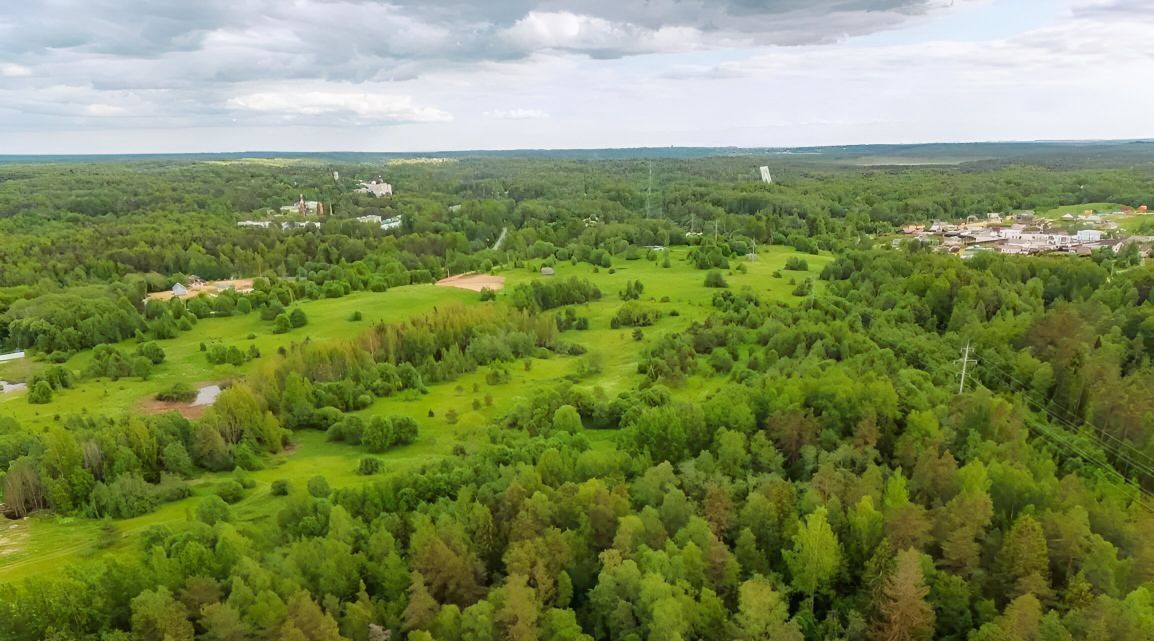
[0,246,830,583]
[436,273,506,292]
[146,278,255,301]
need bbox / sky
[0,0,1152,153]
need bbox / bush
[784,256,810,271]
[195,496,231,525]
[357,457,384,475]
[214,480,246,504]
[136,341,166,365]
[270,479,292,496]
[289,308,309,328]
[28,380,53,404]
[792,278,814,297]
[156,382,197,403]
[704,271,729,288]
[710,348,735,374]
[479,288,497,301]
[307,475,331,498]
[273,314,292,334]
[348,311,363,322]
[611,302,662,328]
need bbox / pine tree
[873,548,935,641]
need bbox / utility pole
[957,341,976,394]
[646,161,654,219]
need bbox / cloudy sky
[1,0,1151,153]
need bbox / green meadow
[0,246,829,582]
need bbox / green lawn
[1037,203,1125,219]
[0,284,476,433]
[0,245,828,583]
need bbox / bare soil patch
[138,398,209,420]
[147,278,256,301]
[435,273,506,292]
[0,521,28,559]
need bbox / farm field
[0,246,830,582]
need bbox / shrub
[270,479,292,496]
[135,342,166,365]
[710,348,735,374]
[611,302,662,328]
[195,496,231,525]
[28,380,53,404]
[214,480,245,504]
[289,308,309,328]
[792,278,814,297]
[307,475,331,498]
[704,271,729,288]
[156,382,197,403]
[357,458,384,475]
[479,288,497,301]
[784,256,810,271]
[348,311,363,322]
[619,280,645,301]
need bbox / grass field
[1037,203,1126,219]
[0,245,829,583]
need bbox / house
[237,220,272,228]
[1077,229,1103,242]
[540,267,556,276]
[357,215,383,225]
[0,351,25,363]
[171,283,189,297]
[1061,213,1076,221]
[381,216,403,231]
[356,179,393,197]
[987,213,1003,222]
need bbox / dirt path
[435,273,506,292]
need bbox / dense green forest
[2,152,1154,641]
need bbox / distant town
[898,204,1153,259]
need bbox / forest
[1,150,1154,641]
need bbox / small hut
[540,267,556,276]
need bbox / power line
[979,357,1154,476]
[956,341,976,395]
[957,346,1154,510]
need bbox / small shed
[540,267,555,276]
[172,283,189,297]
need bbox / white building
[356,180,394,197]
[381,216,403,231]
[237,220,272,228]
[0,351,25,363]
[357,215,383,225]
[1077,229,1103,242]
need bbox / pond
[0,381,25,394]
[193,385,222,406]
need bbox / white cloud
[228,90,452,123]
[84,103,127,116]
[0,63,32,77]
[484,108,550,120]
[500,11,708,56]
